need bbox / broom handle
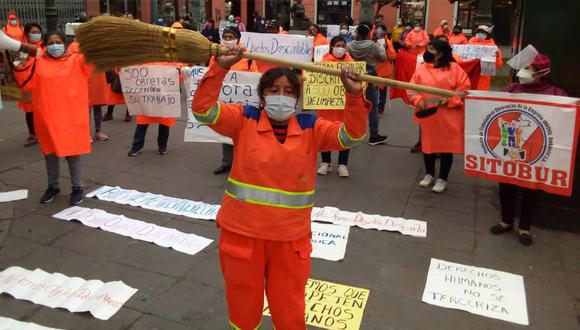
[241,52,456,98]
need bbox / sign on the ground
[465,91,580,196]
[452,44,497,75]
[303,61,366,110]
[310,222,350,261]
[0,189,27,202]
[422,258,528,325]
[264,278,370,330]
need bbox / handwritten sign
[323,25,356,39]
[452,45,498,75]
[303,61,366,110]
[0,266,137,320]
[264,279,370,330]
[182,66,260,144]
[422,258,528,325]
[314,45,330,62]
[311,222,350,261]
[311,206,427,237]
[120,65,181,117]
[240,32,314,62]
[53,206,213,256]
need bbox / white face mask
[221,39,238,49]
[475,32,487,40]
[396,20,402,26]
[332,47,345,58]
[414,26,420,32]
[517,68,535,84]
[264,95,296,122]
[340,28,348,35]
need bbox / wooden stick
[241,52,457,98]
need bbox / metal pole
[46,0,57,31]
[474,0,493,26]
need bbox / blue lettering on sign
[244,36,313,57]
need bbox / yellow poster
[263,278,370,330]
[303,62,366,110]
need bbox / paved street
[0,98,578,330]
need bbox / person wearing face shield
[191,46,370,330]
[210,26,259,175]
[489,52,567,246]
[30,32,93,206]
[468,25,503,90]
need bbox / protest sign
[303,61,366,110]
[314,45,330,62]
[53,206,213,256]
[312,206,427,237]
[422,258,528,325]
[264,278,370,330]
[311,222,350,261]
[182,66,261,144]
[323,25,356,39]
[0,266,137,320]
[120,65,181,117]
[240,32,314,63]
[0,189,28,202]
[452,44,497,75]
[86,185,220,220]
[0,317,62,330]
[465,91,579,196]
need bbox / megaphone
[0,30,38,57]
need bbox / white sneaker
[432,178,447,193]
[419,174,434,188]
[317,162,331,175]
[337,165,349,178]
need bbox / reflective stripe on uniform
[193,102,221,124]
[338,124,365,148]
[229,320,261,330]
[225,178,314,209]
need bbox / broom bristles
[77,16,220,71]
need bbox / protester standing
[373,23,397,117]
[2,12,25,42]
[469,25,503,90]
[307,23,329,47]
[405,23,430,55]
[202,18,220,44]
[448,25,468,45]
[391,19,405,51]
[339,22,355,43]
[433,20,450,38]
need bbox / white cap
[476,25,493,34]
[441,20,448,26]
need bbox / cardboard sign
[314,45,330,62]
[303,61,366,110]
[0,266,137,320]
[465,91,580,196]
[310,222,350,261]
[452,44,497,75]
[53,206,213,256]
[182,66,260,144]
[422,258,528,325]
[240,32,314,63]
[323,25,356,39]
[264,279,370,330]
[120,65,181,118]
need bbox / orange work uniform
[468,37,503,90]
[408,62,471,154]
[13,42,44,112]
[448,33,468,45]
[191,63,370,329]
[32,53,92,156]
[405,29,430,55]
[433,26,450,38]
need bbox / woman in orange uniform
[405,22,430,55]
[469,25,503,90]
[448,25,468,45]
[12,23,44,146]
[307,22,329,47]
[211,26,259,175]
[192,47,369,330]
[316,36,354,178]
[2,13,25,42]
[373,23,397,117]
[33,32,92,205]
[409,39,470,193]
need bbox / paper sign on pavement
[310,222,350,261]
[0,317,63,330]
[53,206,213,256]
[0,189,28,202]
[0,267,137,320]
[422,258,528,325]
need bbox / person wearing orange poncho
[373,23,397,118]
[316,36,355,178]
[2,13,25,42]
[33,32,92,206]
[448,25,468,45]
[408,39,470,194]
[307,22,329,48]
[469,25,503,90]
[405,22,430,55]
[433,20,450,38]
[210,26,259,175]
[12,23,44,147]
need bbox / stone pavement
[0,99,578,330]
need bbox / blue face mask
[10,20,18,26]
[47,44,65,58]
[28,33,42,43]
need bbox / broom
[77,17,456,97]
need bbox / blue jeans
[378,87,387,114]
[321,150,350,165]
[365,84,379,137]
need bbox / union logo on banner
[464,91,580,196]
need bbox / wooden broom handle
[241,52,456,98]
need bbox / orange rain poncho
[405,29,430,55]
[448,33,468,45]
[13,43,44,112]
[2,14,25,42]
[375,37,397,89]
[468,37,503,90]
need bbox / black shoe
[214,164,231,175]
[490,223,513,235]
[368,134,388,146]
[518,232,533,246]
[157,148,167,155]
[128,148,142,157]
[410,142,422,153]
[40,187,61,204]
[70,187,84,205]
